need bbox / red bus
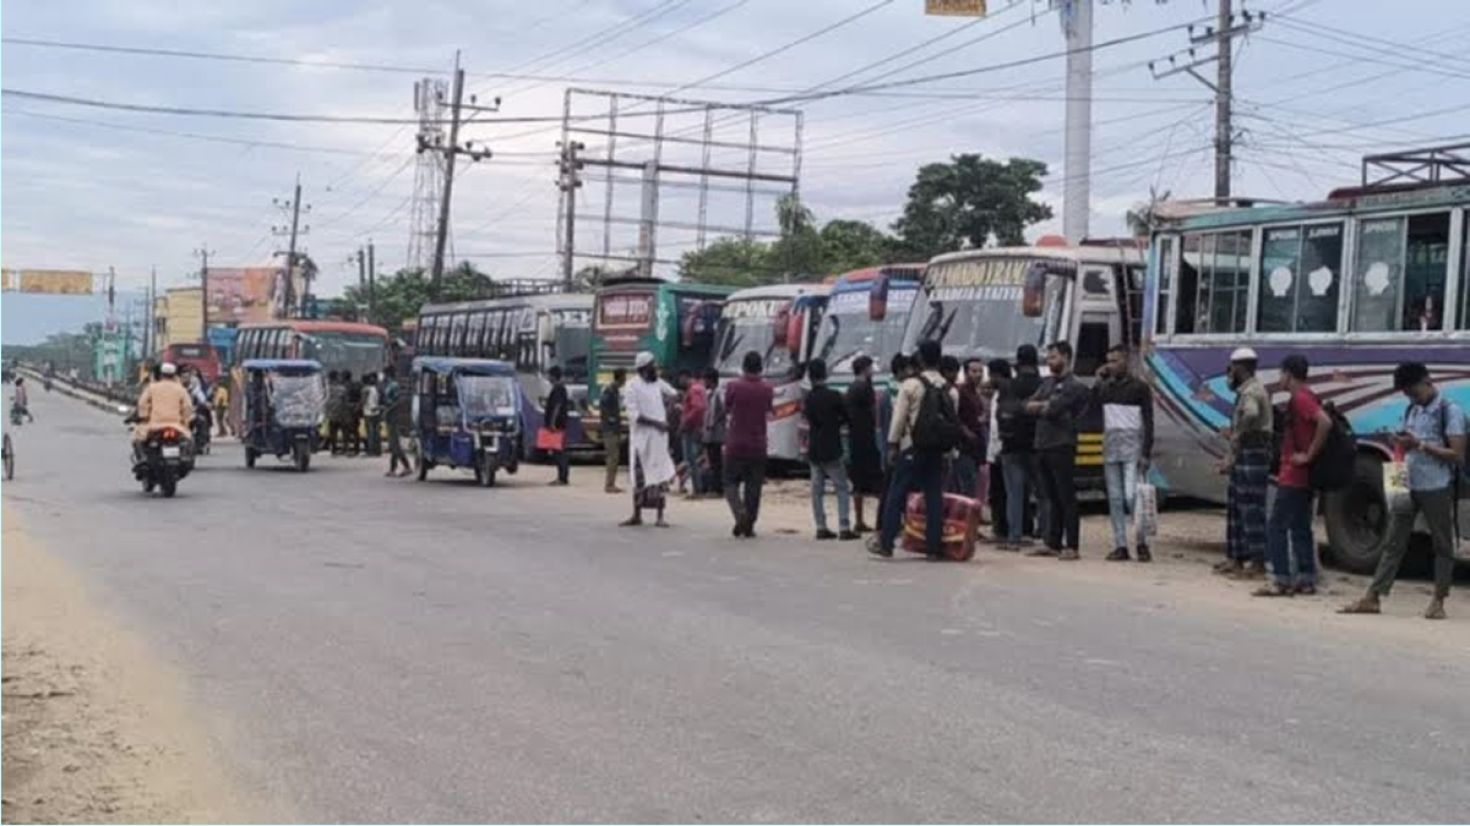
[161,342,221,384]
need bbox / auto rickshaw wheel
[293,443,311,473]
[478,454,496,488]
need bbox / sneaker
[853,523,873,534]
[1338,594,1382,615]
[1136,544,1152,563]
[1023,547,1057,558]
[1058,549,1080,561]
[815,529,838,541]
[866,536,893,558]
[605,486,624,494]
[1106,547,1130,562]
[838,530,860,541]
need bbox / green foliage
[342,262,496,332]
[820,219,900,273]
[892,154,1052,259]
[680,195,896,286]
[677,237,775,288]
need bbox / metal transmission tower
[556,89,803,282]
[408,76,449,272]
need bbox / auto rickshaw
[240,359,326,472]
[411,357,522,487]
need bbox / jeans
[1103,460,1139,550]
[1266,485,1317,588]
[1371,486,1456,599]
[879,449,945,554]
[364,415,383,457]
[724,454,768,530]
[1000,453,1034,543]
[682,433,706,494]
[810,459,852,533]
[604,429,621,490]
[950,454,979,498]
[1038,447,1080,551]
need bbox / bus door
[1068,264,1124,487]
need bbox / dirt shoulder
[2,508,245,824]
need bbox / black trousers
[705,443,725,495]
[723,454,768,528]
[1037,447,1080,551]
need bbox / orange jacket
[134,379,193,440]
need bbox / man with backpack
[869,340,959,560]
[1255,354,1333,597]
[1341,362,1464,620]
[996,346,1044,549]
[1026,341,1090,560]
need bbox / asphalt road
[6,391,1469,823]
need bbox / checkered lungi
[1227,446,1271,563]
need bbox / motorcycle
[123,407,191,498]
[192,403,213,456]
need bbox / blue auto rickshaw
[411,357,522,487]
[240,359,326,472]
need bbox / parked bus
[586,277,737,443]
[712,283,830,463]
[809,265,927,394]
[416,291,594,458]
[1143,173,1470,573]
[229,320,391,434]
[898,242,1147,492]
[161,342,221,385]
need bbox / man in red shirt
[1257,354,1332,597]
[679,371,709,497]
[722,350,775,538]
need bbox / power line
[1255,35,1470,82]
[1270,15,1470,71]
[0,36,441,74]
[5,107,373,154]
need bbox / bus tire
[1323,452,1396,575]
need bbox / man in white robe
[620,351,678,528]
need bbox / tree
[678,237,773,287]
[342,262,495,332]
[680,195,898,285]
[820,219,898,273]
[892,154,1052,259]
[767,195,825,280]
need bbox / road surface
[5,390,1468,823]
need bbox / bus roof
[724,282,829,301]
[927,244,1144,267]
[1156,182,1470,233]
[237,320,389,337]
[825,263,927,285]
[241,359,322,372]
[419,293,593,316]
[596,278,738,299]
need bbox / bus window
[466,312,487,358]
[1353,212,1450,332]
[1191,230,1251,334]
[450,313,469,357]
[1155,236,1177,335]
[1462,212,1470,330]
[1257,222,1342,334]
[1175,235,1200,335]
[1125,266,1145,348]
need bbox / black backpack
[911,377,962,454]
[1309,401,1355,492]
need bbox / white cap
[635,351,655,369]
[159,362,178,376]
[1229,347,1258,363]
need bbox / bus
[899,242,1147,492]
[809,265,927,394]
[586,277,738,443]
[161,342,221,385]
[229,320,391,433]
[415,291,594,458]
[1143,171,1470,573]
[712,283,830,463]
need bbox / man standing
[845,355,883,534]
[953,358,988,500]
[212,379,232,437]
[381,367,411,478]
[1256,355,1332,597]
[1341,362,1463,619]
[723,351,775,538]
[343,371,364,456]
[680,368,709,498]
[620,352,677,528]
[362,374,383,457]
[701,368,726,497]
[803,358,856,541]
[1218,348,1272,579]
[870,340,957,560]
[544,365,571,486]
[600,368,627,494]
[1093,345,1155,562]
[325,371,345,455]
[1026,341,1089,560]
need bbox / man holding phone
[1341,362,1464,620]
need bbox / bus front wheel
[1323,453,1397,575]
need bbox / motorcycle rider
[132,362,194,462]
[180,365,212,445]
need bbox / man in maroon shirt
[723,350,775,538]
[1256,354,1332,598]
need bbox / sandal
[1337,597,1381,615]
[1252,584,1295,598]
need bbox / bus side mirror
[1022,260,1076,317]
[785,311,804,355]
[869,274,891,321]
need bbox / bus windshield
[553,310,591,383]
[299,332,387,379]
[713,298,792,377]
[904,257,1054,361]
[812,285,916,377]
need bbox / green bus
[585,277,738,441]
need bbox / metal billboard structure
[556,89,803,283]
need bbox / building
[153,287,204,351]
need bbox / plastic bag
[1382,459,1412,514]
[1134,481,1159,538]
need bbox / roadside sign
[925,0,987,16]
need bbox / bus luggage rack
[484,279,570,298]
[1361,143,1470,189]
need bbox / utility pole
[273,174,310,317]
[1061,0,1093,243]
[558,140,586,288]
[366,241,377,324]
[422,51,497,301]
[145,266,156,359]
[194,246,215,340]
[1149,1,1265,201]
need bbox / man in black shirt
[544,366,571,485]
[845,356,883,534]
[803,358,856,541]
[600,368,627,494]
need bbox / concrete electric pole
[422,51,498,301]
[1061,0,1093,244]
[557,139,586,289]
[193,246,214,337]
[273,175,311,316]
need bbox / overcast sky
[4,0,1469,338]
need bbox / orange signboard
[925,0,986,15]
[10,269,96,295]
[205,267,302,324]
